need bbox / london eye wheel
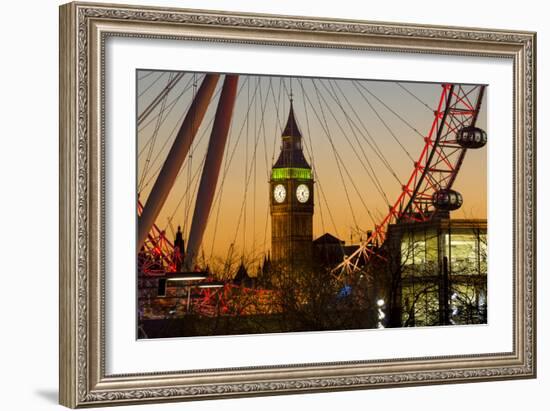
[335,83,486,275]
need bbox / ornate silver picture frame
[59,1,536,407]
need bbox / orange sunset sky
[137,71,487,272]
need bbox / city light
[166,272,208,282]
[198,282,225,289]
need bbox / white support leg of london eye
[184,75,239,270]
[137,74,220,252]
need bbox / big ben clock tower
[270,100,314,270]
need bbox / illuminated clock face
[273,184,286,203]
[296,184,310,203]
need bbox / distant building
[233,262,254,288]
[270,101,314,270]
[312,233,363,268]
[313,233,344,266]
[173,225,185,271]
[384,215,487,327]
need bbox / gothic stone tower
[270,101,314,270]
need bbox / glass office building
[386,218,487,327]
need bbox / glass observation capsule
[456,126,487,149]
[432,189,463,211]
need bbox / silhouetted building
[261,253,271,276]
[313,233,344,267]
[173,225,185,270]
[233,262,254,288]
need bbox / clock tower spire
[270,100,314,271]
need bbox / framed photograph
[59,1,536,407]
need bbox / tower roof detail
[272,102,311,171]
[281,101,302,138]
